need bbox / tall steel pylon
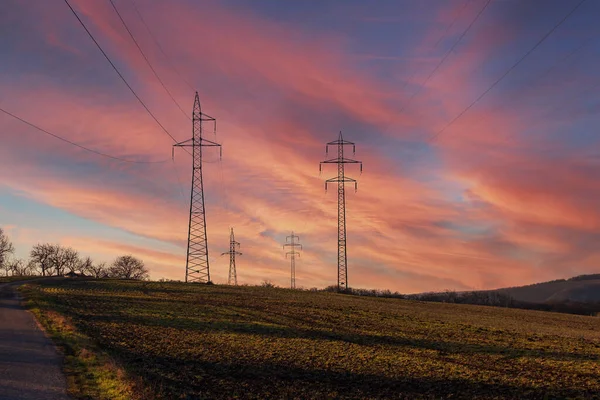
[283,231,302,289]
[173,92,221,283]
[320,132,362,290]
[222,228,242,285]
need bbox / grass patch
[22,279,600,399]
[20,284,149,400]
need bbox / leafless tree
[30,243,55,276]
[87,262,108,278]
[109,255,149,280]
[30,244,80,276]
[48,245,69,276]
[7,258,30,276]
[77,256,93,275]
[1,258,12,277]
[0,227,15,274]
[61,247,80,274]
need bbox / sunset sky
[1,0,600,292]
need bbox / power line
[0,106,167,164]
[129,0,195,92]
[430,0,586,142]
[63,0,184,148]
[397,0,474,101]
[108,0,191,121]
[434,0,473,47]
[399,0,492,115]
[459,34,594,144]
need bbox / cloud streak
[1,0,599,292]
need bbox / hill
[497,274,600,303]
[21,279,600,399]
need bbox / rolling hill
[497,274,600,304]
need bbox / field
[23,279,600,399]
[0,275,41,283]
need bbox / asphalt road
[0,281,70,400]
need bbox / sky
[1,0,600,293]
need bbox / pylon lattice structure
[222,228,241,285]
[320,132,362,290]
[283,231,302,289]
[173,92,221,283]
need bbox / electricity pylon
[320,131,362,290]
[283,232,302,289]
[173,92,221,283]
[222,228,241,285]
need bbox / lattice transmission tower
[222,228,241,285]
[320,132,362,290]
[173,92,221,283]
[283,231,302,289]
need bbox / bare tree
[62,247,80,274]
[0,227,15,274]
[48,245,69,276]
[31,244,79,276]
[7,258,30,276]
[30,243,55,276]
[109,255,149,280]
[1,258,12,277]
[88,262,108,278]
[26,259,40,276]
[77,256,93,275]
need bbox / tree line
[0,227,148,280]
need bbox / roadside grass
[0,275,41,283]
[20,284,149,400]
[22,279,600,399]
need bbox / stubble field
[24,279,600,399]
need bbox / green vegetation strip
[22,279,600,399]
[21,284,145,400]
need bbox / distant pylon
[283,231,302,289]
[222,228,241,285]
[320,132,362,290]
[173,92,221,283]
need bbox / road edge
[19,282,144,400]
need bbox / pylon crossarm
[200,138,221,147]
[198,114,216,122]
[321,158,360,166]
[326,140,355,147]
[326,177,356,184]
[174,138,194,147]
[339,158,361,164]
